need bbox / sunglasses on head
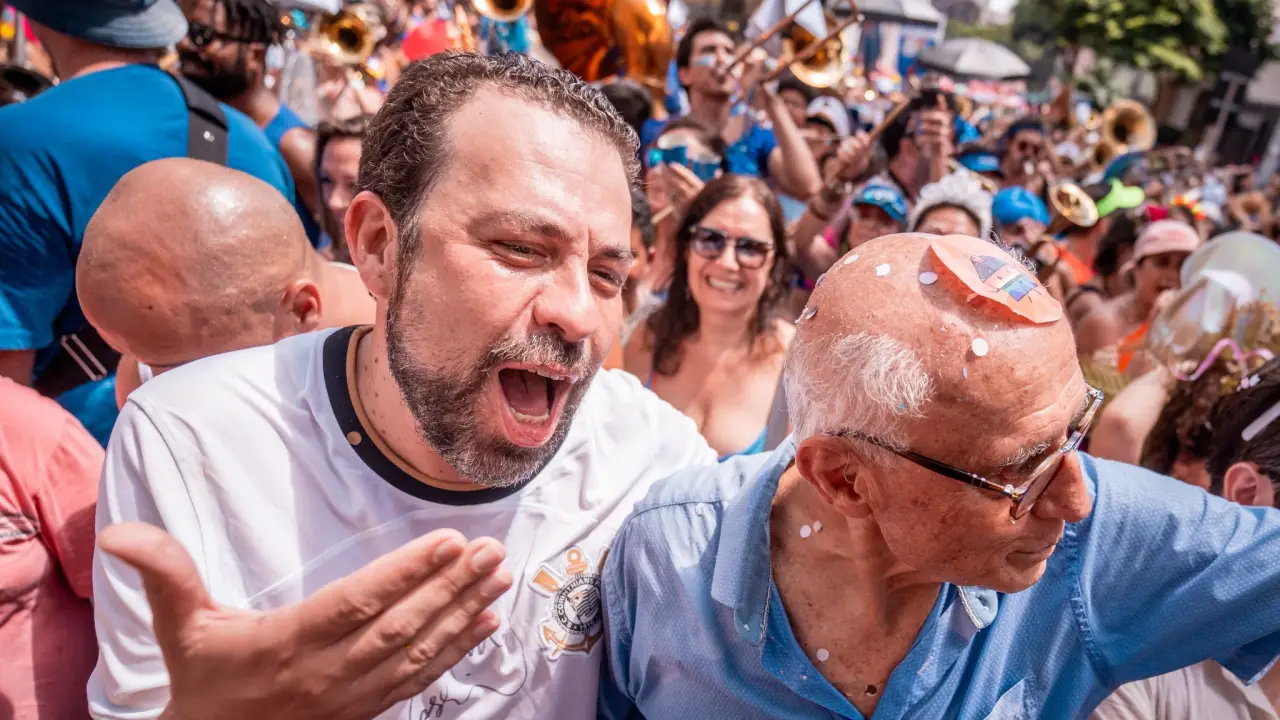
[689,226,774,270]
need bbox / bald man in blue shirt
[601,233,1280,719]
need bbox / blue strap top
[263,105,324,249]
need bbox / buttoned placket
[711,438,1003,719]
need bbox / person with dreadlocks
[178,0,325,250]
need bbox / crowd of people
[0,0,1279,719]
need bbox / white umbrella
[917,37,1030,81]
[843,0,942,27]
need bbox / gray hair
[783,329,935,458]
[908,172,994,239]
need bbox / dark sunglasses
[836,386,1104,519]
[187,20,253,48]
[1014,138,1045,157]
[689,226,774,270]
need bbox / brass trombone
[762,10,862,88]
[717,0,820,81]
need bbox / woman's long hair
[646,175,789,376]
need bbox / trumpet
[1046,181,1099,236]
[313,2,386,66]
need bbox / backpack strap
[35,74,232,400]
[173,73,229,165]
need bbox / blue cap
[957,150,1001,175]
[9,0,188,50]
[992,187,1050,227]
[853,184,909,225]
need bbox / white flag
[746,0,828,57]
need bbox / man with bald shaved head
[77,158,373,403]
[600,233,1280,719]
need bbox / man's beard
[385,292,596,489]
[179,51,252,101]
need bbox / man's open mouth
[493,364,579,447]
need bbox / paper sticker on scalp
[928,235,1063,324]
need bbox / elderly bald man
[600,233,1280,719]
[77,158,374,405]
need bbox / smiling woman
[623,175,793,459]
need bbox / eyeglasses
[836,386,1104,519]
[689,226,774,270]
[187,21,252,48]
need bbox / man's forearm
[762,96,822,198]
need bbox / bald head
[79,158,314,367]
[786,233,1082,469]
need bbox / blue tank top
[263,105,325,249]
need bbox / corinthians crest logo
[529,546,606,659]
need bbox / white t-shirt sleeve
[599,369,717,471]
[88,401,205,720]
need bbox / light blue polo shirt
[601,440,1280,719]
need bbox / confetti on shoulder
[919,271,938,285]
[875,263,891,277]
[843,253,860,265]
[971,338,989,357]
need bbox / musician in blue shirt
[601,233,1280,720]
[639,19,821,200]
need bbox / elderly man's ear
[276,279,323,339]
[795,436,875,519]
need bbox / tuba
[1100,98,1156,154]
[535,0,672,102]
[474,0,534,23]
[314,3,387,66]
[1087,138,1122,175]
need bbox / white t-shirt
[1091,661,1278,720]
[89,325,716,720]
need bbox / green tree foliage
[1212,0,1279,65]
[1012,0,1238,81]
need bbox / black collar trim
[322,326,531,505]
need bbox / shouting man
[90,53,714,720]
[601,233,1280,718]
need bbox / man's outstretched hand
[98,522,513,720]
